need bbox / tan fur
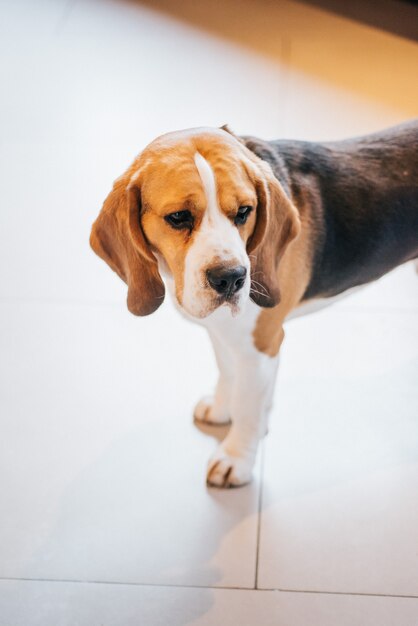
[252,206,314,356]
[91,126,313,362]
[91,127,302,320]
[90,163,165,316]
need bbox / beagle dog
[90,121,418,488]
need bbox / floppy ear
[246,161,301,308]
[90,173,165,316]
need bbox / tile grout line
[254,440,266,590]
[0,577,417,599]
[0,577,250,592]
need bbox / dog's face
[90,127,300,318]
[138,130,259,318]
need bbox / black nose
[206,265,247,296]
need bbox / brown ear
[219,124,245,144]
[90,174,165,316]
[247,161,301,308]
[220,124,234,135]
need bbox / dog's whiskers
[250,279,269,296]
[250,287,268,299]
[250,270,267,280]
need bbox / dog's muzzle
[206,265,247,299]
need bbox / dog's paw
[193,395,231,425]
[206,446,254,488]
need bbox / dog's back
[246,120,418,300]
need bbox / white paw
[193,395,231,425]
[206,446,254,488]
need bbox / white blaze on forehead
[194,152,219,222]
[193,151,242,252]
[181,151,250,318]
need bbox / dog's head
[90,127,300,318]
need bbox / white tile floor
[1,0,417,624]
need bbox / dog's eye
[234,206,253,226]
[164,210,193,230]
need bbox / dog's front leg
[194,332,234,425]
[206,347,280,488]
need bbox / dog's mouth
[178,268,250,319]
[180,291,242,320]
[212,293,235,310]
[208,288,247,318]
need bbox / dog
[90,121,418,488]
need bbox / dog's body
[91,121,418,487]
[248,123,418,300]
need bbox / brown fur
[90,166,165,316]
[252,203,314,356]
[90,127,301,326]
